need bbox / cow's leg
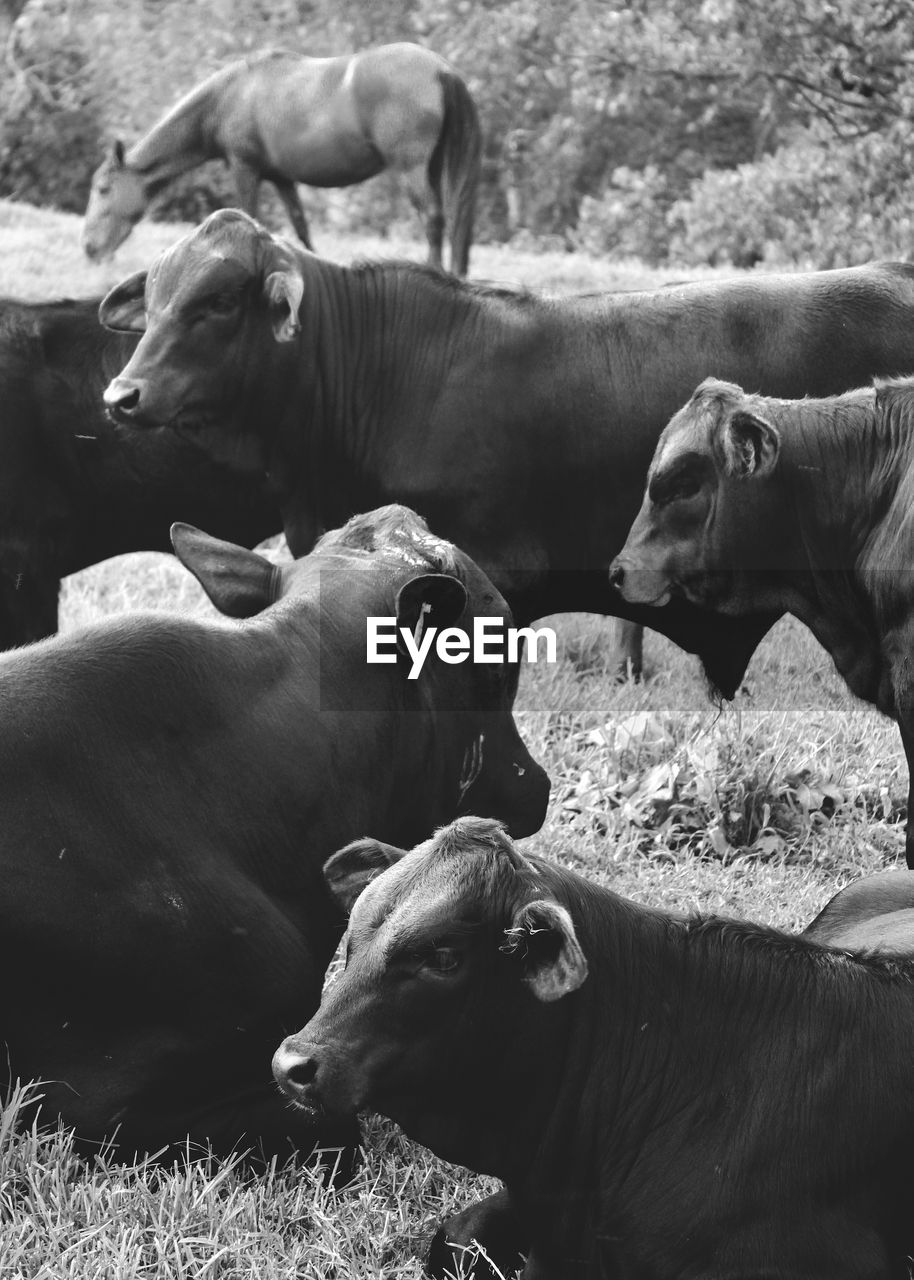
[426,1189,527,1280]
[900,723,914,870]
[609,619,644,681]
[273,178,314,251]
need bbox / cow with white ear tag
[0,505,547,1166]
[274,811,914,1279]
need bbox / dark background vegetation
[2,0,914,268]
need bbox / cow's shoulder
[0,611,253,714]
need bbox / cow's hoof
[426,1190,526,1279]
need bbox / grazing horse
[81,43,481,276]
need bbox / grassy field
[0,200,908,1278]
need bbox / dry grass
[0,201,908,1278]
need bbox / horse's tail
[429,69,482,277]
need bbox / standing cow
[610,375,914,866]
[0,505,547,1160]
[0,295,279,648]
[273,816,914,1279]
[98,209,914,694]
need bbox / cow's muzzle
[608,556,672,607]
[272,1040,324,1116]
[103,375,145,422]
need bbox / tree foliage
[0,0,103,212]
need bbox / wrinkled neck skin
[423,888,913,1276]
[761,395,912,711]
[376,889,681,1268]
[265,257,474,556]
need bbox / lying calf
[0,505,548,1162]
[274,817,914,1279]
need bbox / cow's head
[170,505,549,841]
[610,378,785,614]
[82,141,147,261]
[99,210,304,462]
[272,817,587,1170]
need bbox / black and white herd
[3,155,914,1280]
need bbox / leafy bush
[668,125,914,269]
[574,165,674,264]
[0,0,104,212]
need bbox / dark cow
[610,375,914,866]
[0,506,547,1161]
[273,816,914,1279]
[801,871,914,952]
[98,209,914,694]
[0,295,279,648]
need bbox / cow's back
[801,871,914,951]
[0,610,340,1153]
[386,264,914,603]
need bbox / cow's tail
[429,69,482,277]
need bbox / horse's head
[82,141,147,261]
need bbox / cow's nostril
[608,563,625,588]
[103,381,142,414]
[285,1056,318,1088]
[115,388,140,411]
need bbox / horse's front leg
[273,178,314,250]
[228,158,263,224]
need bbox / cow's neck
[511,894,914,1263]
[774,394,910,706]
[292,260,479,537]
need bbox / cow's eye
[424,947,462,974]
[651,473,701,507]
[207,292,240,316]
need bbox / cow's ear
[394,574,468,654]
[99,270,147,333]
[721,410,780,479]
[170,522,278,617]
[324,837,405,912]
[264,268,304,342]
[506,899,588,1002]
